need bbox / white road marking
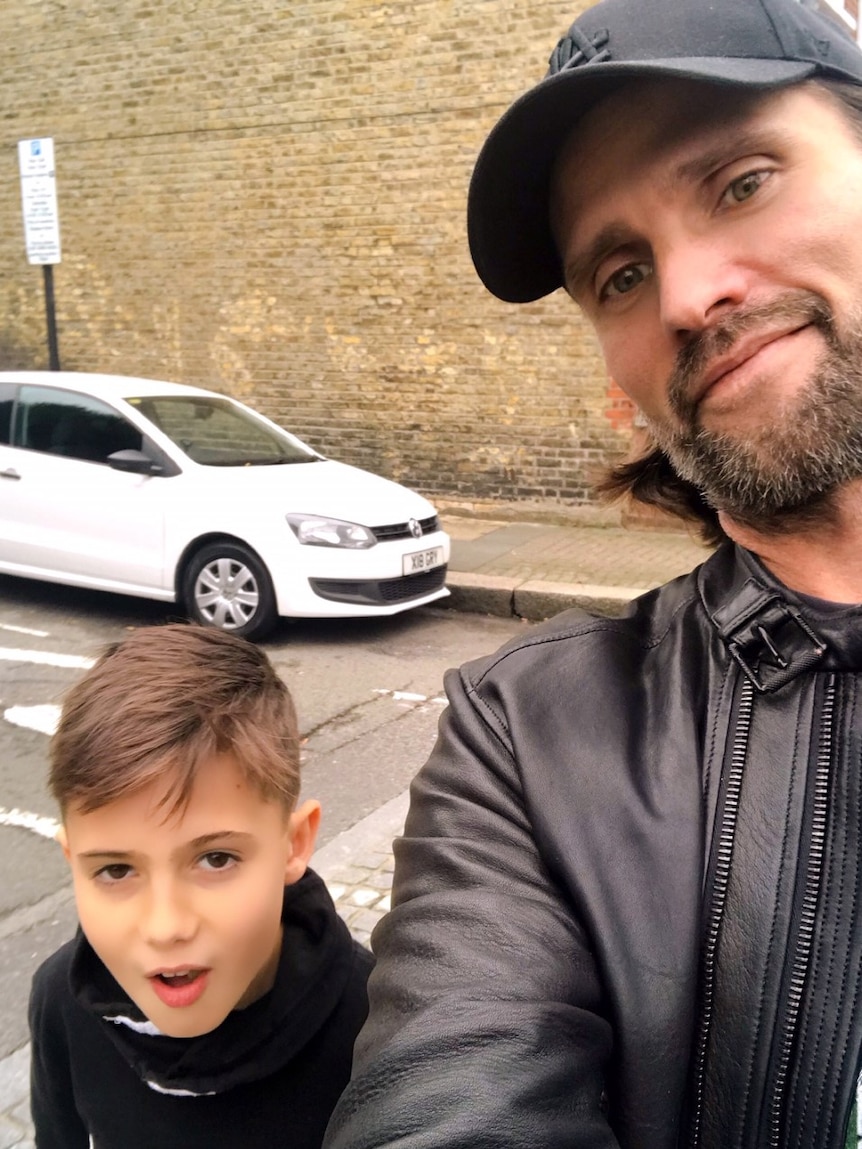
[373,688,446,704]
[0,806,60,840]
[0,623,49,637]
[0,640,68,841]
[4,704,61,736]
[0,647,94,669]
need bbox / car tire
[182,542,278,641]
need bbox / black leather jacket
[324,543,862,1149]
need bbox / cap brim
[467,57,815,303]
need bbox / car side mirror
[107,448,164,475]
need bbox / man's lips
[694,322,812,404]
[147,966,211,1008]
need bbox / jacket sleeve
[323,663,620,1149]
[29,959,90,1149]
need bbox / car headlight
[286,514,377,549]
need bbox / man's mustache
[667,292,834,421]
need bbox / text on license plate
[403,546,444,576]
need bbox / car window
[128,395,315,466]
[0,382,16,445]
[16,386,143,464]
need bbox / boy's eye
[94,863,133,884]
[198,851,238,872]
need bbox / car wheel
[182,542,278,641]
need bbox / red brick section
[604,378,637,434]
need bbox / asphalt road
[0,573,527,1059]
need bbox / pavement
[0,511,710,1147]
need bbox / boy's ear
[284,799,321,886]
[56,825,71,862]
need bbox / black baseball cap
[468,0,862,304]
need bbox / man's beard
[646,292,862,534]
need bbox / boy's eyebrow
[186,831,256,851]
[77,849,135,860]
[76,831,257,861]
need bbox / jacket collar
[699,543,862,692]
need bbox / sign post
[17,137,62,371]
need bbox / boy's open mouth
[155,970,204,986]
[148,968,210,1008]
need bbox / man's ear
[284,799,321,886]
[56,825,71,863]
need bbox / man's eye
[95,864,133,884]
[198,851,238,872]
[599,263,650,301]
[723,170,768,205]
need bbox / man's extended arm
[323,662,619,1149]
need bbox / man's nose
[657,239,749,342]
[141,879,198,947]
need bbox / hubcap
[194,557,259,630]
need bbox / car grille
[371,514,440,542]
[309,565,448,606]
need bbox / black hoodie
[29,869,373,1148]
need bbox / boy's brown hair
[50,623,300,816]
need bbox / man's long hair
[597,78,862,547]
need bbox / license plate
[403,546,444,576]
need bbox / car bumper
[270,529,451,618]
[309,563,448,607]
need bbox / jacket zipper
[767,675,835,1148]
[689,677,755,1148]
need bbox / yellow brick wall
[0,1,629,510]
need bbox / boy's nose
[141,881,199,947]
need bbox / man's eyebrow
[671,126,791,186]
[563,125,791,297]
[563,223,639,298]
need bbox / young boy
[28,623,373,1149]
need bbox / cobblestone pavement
[0,791,409,1148]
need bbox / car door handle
[0,468,21,480]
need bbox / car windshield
[127,395,318,466]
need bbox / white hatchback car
[0,372,450,640]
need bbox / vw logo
[408,518,423,539]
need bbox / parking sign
[17,138,61,265]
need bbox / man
[323,2,862,1147]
